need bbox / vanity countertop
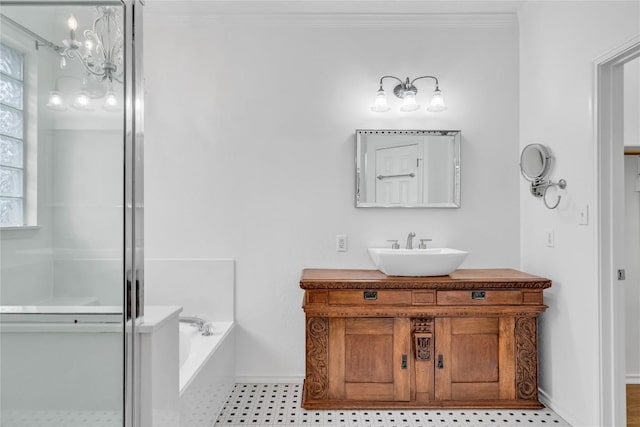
[299,268,551,290]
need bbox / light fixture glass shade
[71,90,93,111]
[399,89,420,112]
[370,89,391,113]
[102,89,120,112]
[46,90,67,111]
[427,88,447,112]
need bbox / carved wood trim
[306,317,329,400]
[515,317,538,400]
[412,318,434,361]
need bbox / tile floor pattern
[215,384,571,427]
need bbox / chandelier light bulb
[399,89,420,112]
[371,89,391,113]
[67,15,78,31]
[427,88,447,112]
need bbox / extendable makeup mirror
[520,144,567,209]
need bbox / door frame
[595,33,640,427]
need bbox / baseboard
[235,376,304,384]
[627,374,640,384]
[538,388,574,426]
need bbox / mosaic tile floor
[215,384,571,427]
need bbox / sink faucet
[405,232,416,249]
[180,316,214,336]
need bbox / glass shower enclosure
[0,1,143,426]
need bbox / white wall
[144,8,520,380]
[519,1,640,425]
[625,58,640,148]
[624,155,640,382]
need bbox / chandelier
[60,6,124,83]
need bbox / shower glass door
[0,2,142,426]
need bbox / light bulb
[46,90,67,111]
[370,89,391,113]
[71,90,93,111]
[102,89,120,112]
[59,56,67,69]
[67,15,78,31]
[399,89,420,112]
[85,40,94,51]
[427,88,447,112]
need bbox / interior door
[329,317,411,401]
[434,317,516,401]
[374,144,420,204]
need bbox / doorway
[596,34,640,426]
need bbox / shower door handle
[126,269,143,321]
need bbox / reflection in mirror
[356,130,461,208]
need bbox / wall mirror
[356,130,461,208]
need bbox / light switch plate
[578,204,589,225]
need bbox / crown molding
[145,11,517,28]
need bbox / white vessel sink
[368,247,469,277]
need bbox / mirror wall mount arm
[531,178,567,209]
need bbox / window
[0,43,25,226]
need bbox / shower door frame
[0,1,145,426]
[123,1,144,426]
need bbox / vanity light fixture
[371,75,446,113]
[46,75,120,112]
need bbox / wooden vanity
[300,268,551,409]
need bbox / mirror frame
[520,143,551,181]
[355,130,461,208]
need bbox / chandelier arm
[378,75,404,88]
[64,49,106,79]
[410,75,439,87]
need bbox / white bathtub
[178,320,235,427]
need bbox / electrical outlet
[546,230,555,248]
[336,234,347,252]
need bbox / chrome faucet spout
[405,232,416,249]
[180,316,213,336]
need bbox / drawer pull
[437,354,444,369]
[401,354,407,369]
[471,291,486,300]
[363,291,378,300]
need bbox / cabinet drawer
[328,290,412,305]
[437,290,522,305]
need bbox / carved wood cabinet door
[434,317,516,401]
[328,317,411,402]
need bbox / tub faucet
[405,232,416,249]
[180,316,214,336]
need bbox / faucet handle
[387,239,400,249]
[418,239,432,249]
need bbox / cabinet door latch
[401,354,407,369]
[437,354,444,369]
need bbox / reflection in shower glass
[1,4,126,426]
